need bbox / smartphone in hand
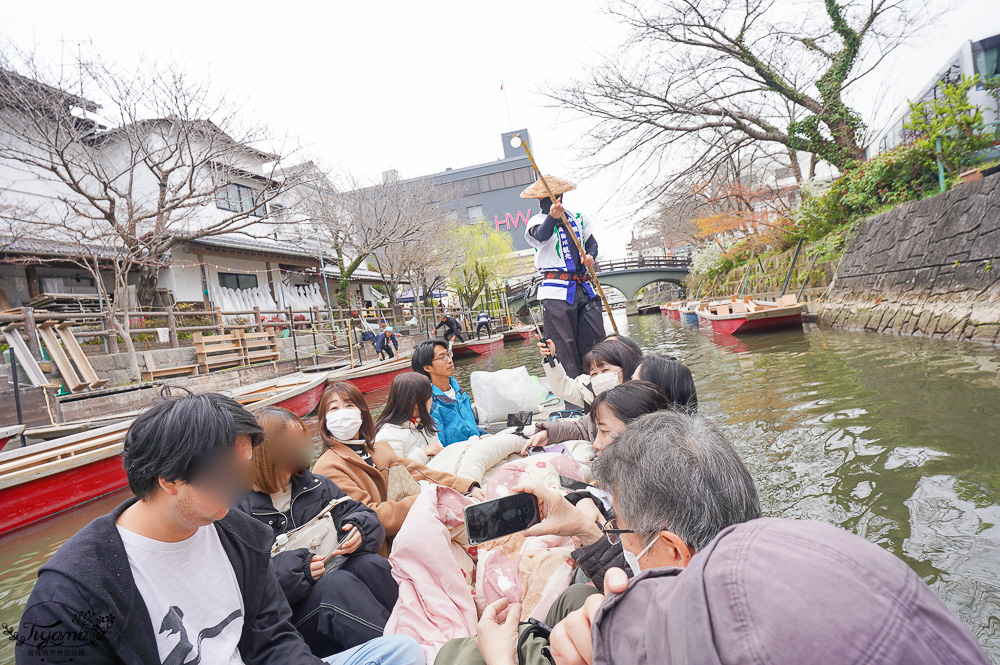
[464,493,541,545]
[322,526,358,572]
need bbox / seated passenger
[412,339,483,446]
[374,372,444,464]
[526,379,670,452]
[236,407,398,659]
[550,519,990,665]
[440,409,759,665]
[539,338,642,409]
[16,392,422,665]
[312,381,483,554]
[632,354,697,412]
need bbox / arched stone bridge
[506,257,690,315]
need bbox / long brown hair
[252,406,310,494]
[318,381,376,452]
[374,372,437,434]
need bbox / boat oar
[509,134,620,335]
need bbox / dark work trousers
[542,282,607,380]
[291,552,399,659]
[379,344,396,360]
[475,322,491,339]
[444,329,466,343]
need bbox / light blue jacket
[430,377,484,446]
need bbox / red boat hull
[709,313,803,335]
[274,382,325,417]
[503,331,532,340]
[0,454,127,535]
[452,338,504,358]
[346,365,410,393]
[669,309,681,320]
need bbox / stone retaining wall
[819,173,1000,345]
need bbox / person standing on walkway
[522,175,605,380]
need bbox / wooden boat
[326,356,414,393]
[0,371,329,535]
[696,295,805,335]
[226,371,330,417]
[637,303,661,315]
[0,424,25,449]
[680,302,701,324]
[502,325,535,341]
[450,334,505,358]
[661,301,683,319]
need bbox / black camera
[506,411,534,437]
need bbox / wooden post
[254,306,264,333]
[20,307,40,360]
[106,311,120,353]
[197,254,212,310]
[310,307,319,363]
[166,307,180,348]
[213,309,224,335]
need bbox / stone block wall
[819,173,1000,345]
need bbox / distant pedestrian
[475,311,491,339]
[374,326,398,360]
[435,314,465,343]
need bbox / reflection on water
[1,315,999,661]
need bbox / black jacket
[15,497,322,665]
[235,470,385,605]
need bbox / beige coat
[312,439,476,556]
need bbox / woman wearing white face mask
[312,381,484,556]
[536,337,642,411]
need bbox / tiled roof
[0,236,120,259]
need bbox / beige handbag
[270,496,353,560]
[385,463,423,502]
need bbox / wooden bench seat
[141,351,199,381]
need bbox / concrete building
[627,231,692,260]
[869,32,1000,158]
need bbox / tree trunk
[112,312,141,383]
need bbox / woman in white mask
[536,336,643,410]
[312,381,485,556]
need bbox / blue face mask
[622,535,658,575]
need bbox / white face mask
[325,408,363,441]
[590,371,621,395]
[622,534,658,575]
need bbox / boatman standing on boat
[522,175,606,380]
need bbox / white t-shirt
[270,484,292,513]
[117,524,247,665]
[444,388,456,400]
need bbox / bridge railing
[595,257,691,272]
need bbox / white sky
[5,0,1000,258]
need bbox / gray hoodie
[592,518,989,665]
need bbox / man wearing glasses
[440,410,759,665]
[412,339,483,446]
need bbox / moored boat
[502,325,534,341]
[696,295,805,335]
[0,371,329,535]
[661,301,683,319]
[450,334,505,358]
[680,301,701,324]
[0,424,25,449]
[326,356,413,393]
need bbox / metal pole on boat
[508,134,620,335]
[781,238,804,297]
[10,352,26,447]
[287,306,300,371]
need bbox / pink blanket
[384,484,478,662]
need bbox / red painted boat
[0,372,330,535]
[0,424,25,449]
[696,295,805,335]
[502,325,534,341]
[661,301,683,319]
[327,357,413,393]
[450,334,505,358]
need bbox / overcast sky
[5,0,1000,258]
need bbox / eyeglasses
[600,518,635,546]
[433,352,453,362]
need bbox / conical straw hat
[519,175,577,199]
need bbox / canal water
[2,312,999,662]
